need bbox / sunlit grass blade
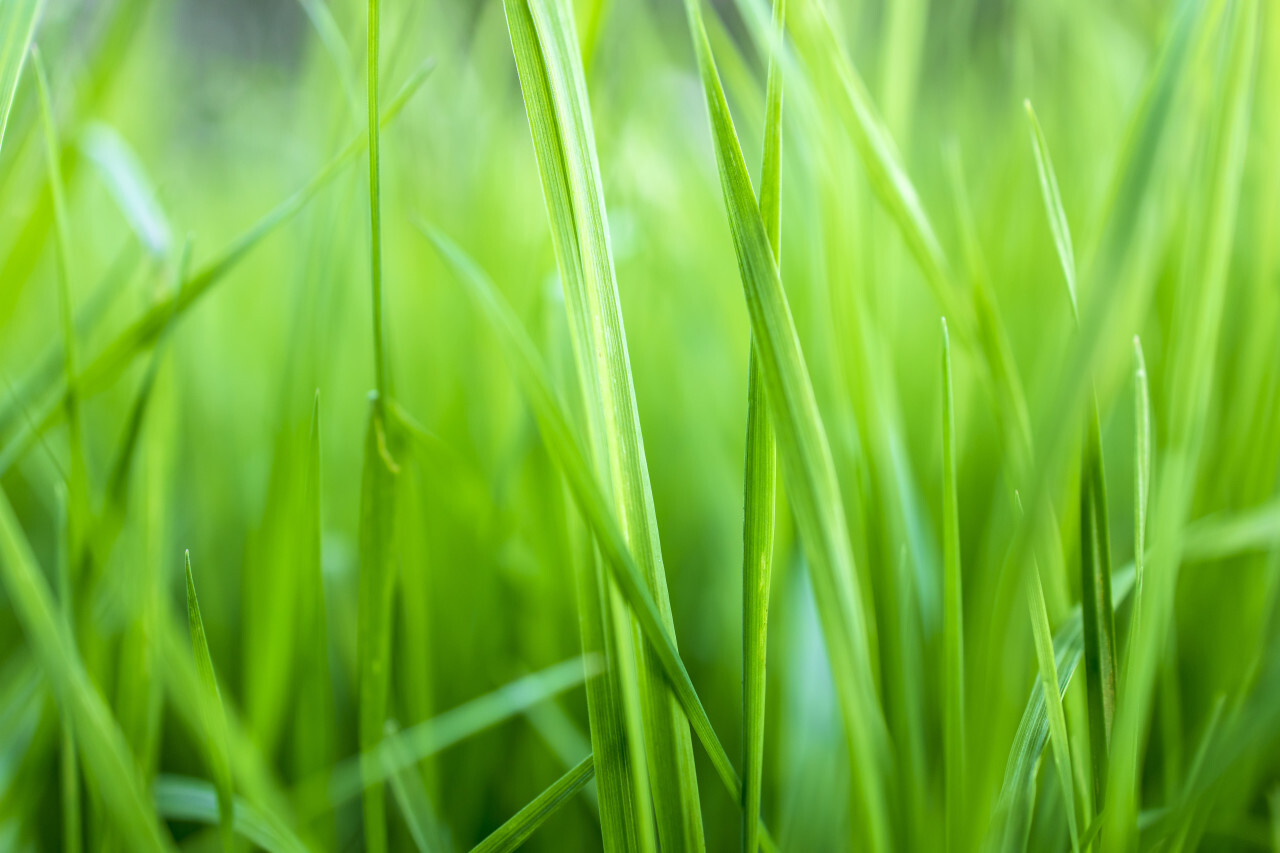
[0,484,173,851]
[682,2,891,848]
[79,123,172,257]
[153,776,309,853]
[356,394,400,853]
[0,59,434,463]
[420,224,779,851]
[940,319,966,852]
[366,0,388,402]
[0,0,39,153]
[470,754,594,853]
[504,0,704,846]
[1024,100,1078,317]
[186,551,235,852]
[310,655,599,812]
[742,1,782,851]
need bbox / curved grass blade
[940,319,966,852]
[742,1,783,850]
[420,224,779,852]
[471,755,595,853]
[1023,100,1078,317]
[185,552,235,852]
[681,2,890,848]
[79,123,172,257]
[0,60,434,468]
[366,0,388,402]
[0,484,173,851]
[153,776,309,853]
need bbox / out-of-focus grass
[0,0,1278,850]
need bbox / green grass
[1,0,1279,850]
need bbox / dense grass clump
[0,0,1278,850]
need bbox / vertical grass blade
[742,1,783,850]
[502,0,704,846]
[421,225,778,851]
[940,319,966,852]
[185,552,235,852]
[681,3,890,848]
[0,485,173,851]
[1079,402,1117,809]
[357,396,400,853]
[366,0,388,400]
[470,754,595,853]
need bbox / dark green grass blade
[382,720,450,853]
[504,1,704,846]
[0,485,173,851]
[421,224,779,852]
[940,320,966,851]
[153,776,309,853]
[681,2,891,848]
[742,1,782,850]
[0,60,434,468]
[1079,401,1117,809]
[185,552,235,852]
[357,396,400,853]
[470,755,595,853]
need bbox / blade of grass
[1024,101,1078,316]
[506,0,705,846]
[470,755,595,853]
[185,551,235,852]
[79,122,172,257]
[742,0,782,850]
[55,490,82,853]
[308,655,599,812]
[366,0,388,402]
[420,224,779,851]
[940,319,966,852]
[0,0,39,154]
[383,720,450,853]
[357,394,400,853]
[0,59,434,469]
[153,776,309,853]
[0,484,173,851]
[681,2,891,848]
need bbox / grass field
[0,0,1278,849]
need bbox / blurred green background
[0,0,1278,849]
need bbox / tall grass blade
[682,2,891,848]
[503,0,704,846]
[742,0,783,850]
[470,754,594,853]
[0,484,173,851]
[357,394,400,853]
[366,0,388,401]
[421,224,778,851]
[185,551,235,852]
[940,319,966,852]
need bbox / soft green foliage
[1,0,1279,850]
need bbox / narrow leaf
[940,319,966,852]
[185,552,235,852]
[79,123,172,257]
[1024,100,1078,318]
[470,755,594,853]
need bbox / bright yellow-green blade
[470,755,595,853]
[1024,100,1079,319]
[0,0,40,154]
